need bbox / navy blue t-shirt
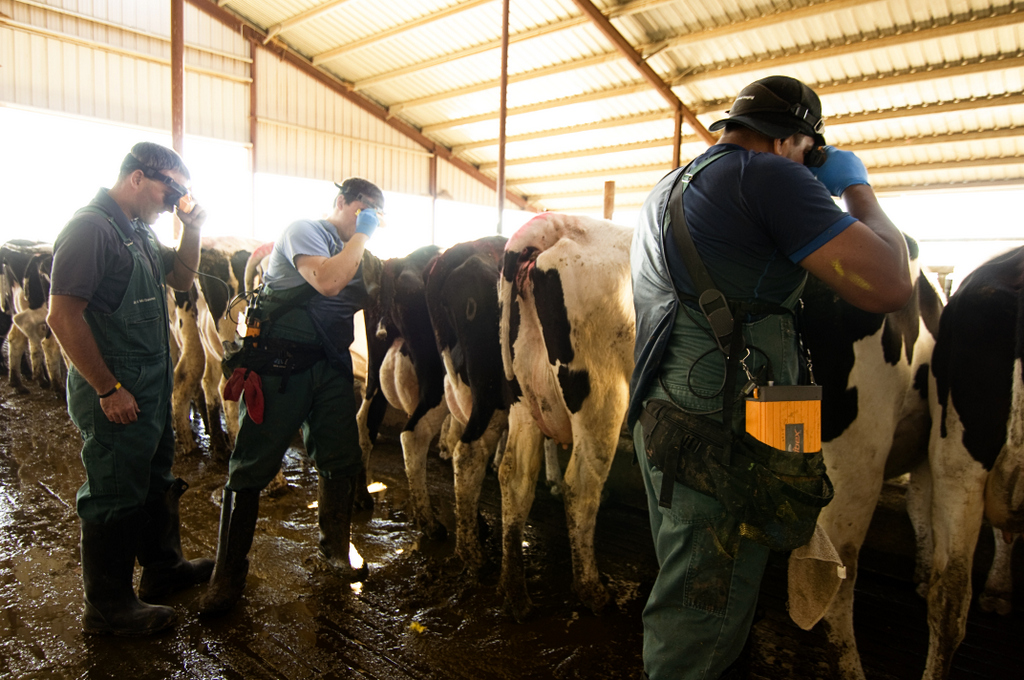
[667,144,856,305]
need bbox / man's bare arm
[294,234,369,297]
[47,295,140,424]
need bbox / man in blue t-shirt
[630,76,913,679]
[200,178,383,616]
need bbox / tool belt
[222,335,326,391]
[639,398,833,552]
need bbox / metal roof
[212,0,1024,212]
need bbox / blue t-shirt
[263,219,341,290]
[260,218,367,375]
[667,144,856,304]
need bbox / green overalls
[68,213,175,525]
[634,283,805,680]
[226,284,362,491]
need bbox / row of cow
[352,213,1022,680]
[2,214,1020,680]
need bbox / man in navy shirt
[48,142,212,636]
[630,76,913,679]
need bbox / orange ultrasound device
[745,384,822,453]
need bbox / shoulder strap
[667,150,737,356]
[75,205,132,246]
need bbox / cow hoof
[979,590,1013,616]
[502,591,533,623]
[14,385,29,395]
[421,520,448,543]
[38,377,50,390]
[576,581,610,615]
[353,486,375,512]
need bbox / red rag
[222,368,265,424]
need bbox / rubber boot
[81,511,177,636]
[137,478,215,601]
[318,475,368,582]
[198,488,260,617]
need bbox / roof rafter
[313,0,493,65]
[263,0,354,44]
[380,7,1024,118]
[568,0,712,144]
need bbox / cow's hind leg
[452,410,507,576]
[400,401,449,542]
[979,528,1016,615]
[561,409,619,615]
[498,404,545,621]
[7,326,29,394]
[922,440,987,680]
[42,332,64,399]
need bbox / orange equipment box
[745,384,822,453]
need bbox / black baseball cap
[709,76,826,147]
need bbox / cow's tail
[24,255,50,310]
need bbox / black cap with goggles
[121,153,195,213]
[709,76,828,167]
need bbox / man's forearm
[842,185,910,269]
[49,313,117,394]
[167,223,202,291]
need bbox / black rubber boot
[81,511,177,636]
[137,478,215,601]
[198,488,260,617]
[318,475,368,582]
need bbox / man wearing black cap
[200,178,383,616]
[629,76,912,678]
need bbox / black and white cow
[356,246,450,536]
[170,236,263,457]
[790,237,946,679]
[424,235,509,573]
[498,213,634,620]
[916,245,1024,679]
[0,241,63,397]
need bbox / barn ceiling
[210,0,1024,213]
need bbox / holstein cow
[357,245,449,537]
[0,241,64,397]
[170,236,263,457]
[790,237,944,680]
[919,245,1024,679]
[498,213,634,620]
[424,235,509,573]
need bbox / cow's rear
[497,212,634,620]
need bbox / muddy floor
[0,379,1021,680]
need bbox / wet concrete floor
[0,379,1021,679]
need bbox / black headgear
[709,76,826,148]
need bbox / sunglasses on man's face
[139,166,194,213]
[356,193,384,216]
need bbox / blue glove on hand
[355,209,379,238]
[808,146,870,197]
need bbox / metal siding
[253,46,430,194]
[2,0,250,141]
[437,156,496,206]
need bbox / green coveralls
[68,215,175,525]
[225,284,362,491]
[633,296,803,680]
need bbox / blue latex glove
[355,209,379,238]
[808,146,870,197]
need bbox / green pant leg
[70,363,174,524]
[301,362,362,480]
[227,368,317,491]
[633,421,770,680]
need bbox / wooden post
[429,153,438,245]
[171,0,185,238]
[603,181,615,220]
[496,0,509,235]
[249,38,258,237]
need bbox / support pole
[249,38,258,237]
[429,153,438,245]
[171,0,185,238]
[603,181,615,220]
[496,0,510,235]
[673,107,682,169]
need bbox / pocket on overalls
[684,513,741,616]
